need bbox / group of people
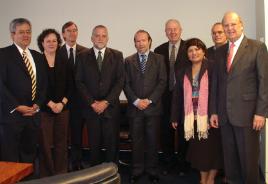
[0,11,267,184]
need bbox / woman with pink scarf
[171,38,223,184]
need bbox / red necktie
[227,43,235,72]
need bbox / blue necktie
[140,54,146,73]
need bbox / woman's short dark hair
[37,28,62,52]
[184,38,207,57]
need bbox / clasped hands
[15,104,40,116]
[91,100,109,114]
[47,101,64,114]
[137,99,151,110]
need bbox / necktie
[227,43,235,72]
[97,51,103,70]
[169,45,176,90]
[140,54,146,73]
[69,48,74,66]
[22,51,36,101]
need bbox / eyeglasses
[212,31,224,35]
[66,29,78,33]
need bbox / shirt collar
[93,47,106,58]
[66,44,77,52]
[14,43,29,55]
[169,39,181,50]
[138,50,149,58]
[229,33,244,47]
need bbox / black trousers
[1,118,38,163]
[221,121,260,184]
[69,104,85,166]
[130,115,160,176]
[85,116,118,167]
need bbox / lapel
[101,48,111,73]
[185,66,192,84]
[144,51,153,74]
[176,40,185,63]
[89,48,99,71]
[11,44,30,75]
[62,44,68,61]
[132,53,141,72]
[163,42,170,61]
[228,37,248,79]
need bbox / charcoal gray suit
[124,51,166,176]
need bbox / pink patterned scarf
[183,70,209,141]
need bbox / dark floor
[117,151,223,184]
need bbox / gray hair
[9,18,31,33]
[91,25,108,36]
[165,19,182,29]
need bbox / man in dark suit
[0,18,47,163]
[59,21,88,171]
[210,12,268,183]
[154,19,189,175]
[75,25,124,167]
[207,22,227,61]
[124,30,166,183]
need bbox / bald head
[222,11,244,42]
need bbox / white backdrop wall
[0,0,256,57]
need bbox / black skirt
[186,122,223,171]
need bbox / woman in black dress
[171,38,222,184]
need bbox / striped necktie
[22,51,36,101]
[140,54,146,73]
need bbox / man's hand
[171,122,178,130]
[253,114,266,131]
[137,99,150,110]
[53,103,64,114]
[210,114,219,128]
[16,105,35,116]
[91,100,109,114]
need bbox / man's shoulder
[0,44,16,53]
[76,44,88,52]
[106,47,123,56]
[154,42,169,53]
[245,37,264,48]
[149,51,163,58]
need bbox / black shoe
[72,162,84,171]
[162,169,169,176]
[129,175,141,183]
[148,174,159,183]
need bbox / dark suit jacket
[59,44,88,108]
[207,46,216,62]
[0,44,47,124]
[41,52,73,113]
[171,59,214,124]
[59,44,88,71]
[210,36,268,127]
[154,40,189,80]
[75,47,124,119]
[124,51,167,117]
[154,40,189,117]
